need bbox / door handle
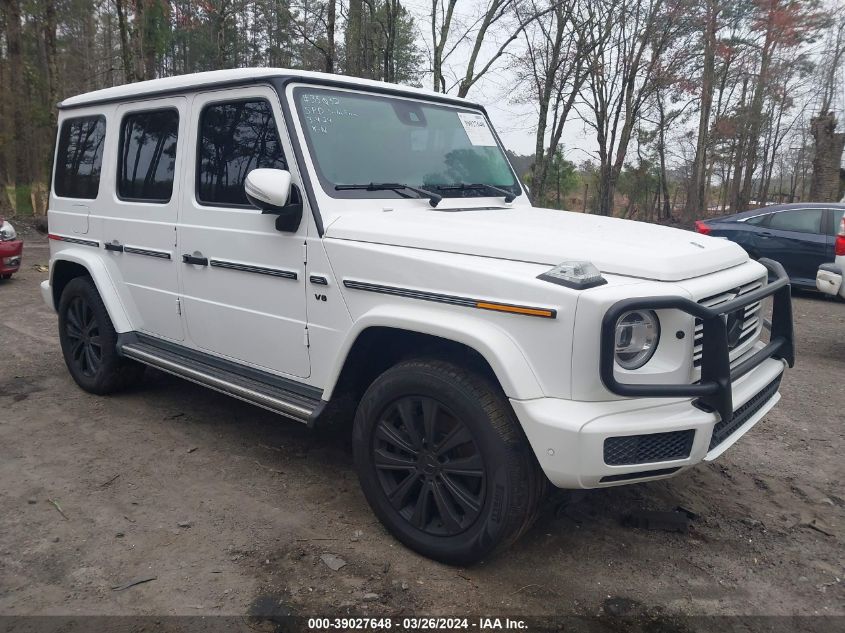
[760,231,773,238]
[182,253,208,266]
[104,241,124,252]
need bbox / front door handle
[104,241,124,252]
[760,231,773,238]
[182,253,208,266]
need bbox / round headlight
[614,310,660,370]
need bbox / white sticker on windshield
[457,112,497,146]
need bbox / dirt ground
[0,228,843,625]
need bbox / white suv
[42,69,794,564]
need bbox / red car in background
[0,217,22,279]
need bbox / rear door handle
[104,241,124,252]
[182,253,208,266]
[760,231,773,237]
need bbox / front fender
[322,303,544,401]
[50,249,133,333]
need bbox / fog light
[3,256,21,266]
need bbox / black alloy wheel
[373,395,486,536]
[64,295,103,377]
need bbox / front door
[177,87,310,379]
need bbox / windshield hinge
[303,242,308,264]
[176,297,182,316]
[303,327,310,348]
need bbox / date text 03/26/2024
[307,618,528,630]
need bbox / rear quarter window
[54,115,107,199]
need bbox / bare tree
[516,0,594,201]
[579,0,677,215]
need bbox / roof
[706,202,845,222]
[59,68,477,110]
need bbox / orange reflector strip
[475,302,555,318]
[48,234,63,241]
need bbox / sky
[398,0,597,159]
[397,0,845,168]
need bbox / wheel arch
[322,306,543,406]
[50,252,133,333]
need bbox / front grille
[604,430,695,465]
[693,277,765,369]
[708,374,782,450]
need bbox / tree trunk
[656,93,671,220]
[809,112,845,202]
[2,0,25,210]
[738,23,776,210]
[325,0,336,73]
[346,0,363,76]
[44,0,59,118]
[685,0,717,220]
[116,0,136,82]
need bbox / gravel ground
[0,229,842,626]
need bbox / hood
[325,206,748,282]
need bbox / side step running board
[120,339,323,424]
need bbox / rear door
[100,98,186,342]
[759,208,827,285]
[177,86,310,379]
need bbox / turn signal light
[694,221,711,235]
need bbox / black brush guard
[599,258,795,425]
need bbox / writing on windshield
[294,87,520,201]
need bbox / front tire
[58,276,143,394]
[353,359,545,565]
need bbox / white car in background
[816,213,845,299]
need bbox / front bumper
[0,239,22,274]
[513,356,785,488]
[514,258,794,489]
[816,263,844,299]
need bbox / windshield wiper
[335,182,442,207]
[435,183,516,203]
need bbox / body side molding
[209,259,298,279]
[342,279,556,319]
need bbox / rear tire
[58,276,144,394]
[353,358,546,565]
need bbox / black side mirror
[274,184,303,232]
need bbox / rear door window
[118,109,180,202]
[768,209,823,234]
[196,99,286,207]
[745,214,769,226]
[54,115,107,199]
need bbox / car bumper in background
[0,239,23,275]
[816,263,844,299]
[513,357,786,488]
[40,279,54,311]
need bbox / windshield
[293,87,520,201]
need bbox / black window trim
[116,105,180,205]
[194,96,287,210]
[767,207,826,235]
[53,113,107,201]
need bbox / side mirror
[244,168,303,232]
